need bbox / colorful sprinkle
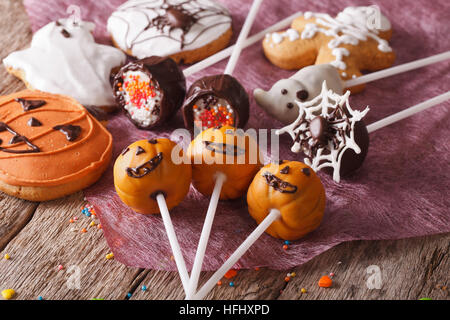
[38,296,43,300]
[89,221,96,227]
[229,282,235,287]
[224,269,238,279]
[284,240,291,245]
[282,244,289,250]
[126,292,132,298]
[301,288,307,294]
[284,276,291,282]
[318,275,333,288]
[290,272,296,278]
[58,264,64,271]
[329,272,335,278]
[81,228,87,233]
[106,253,114,260]
[1,289,15,300]
[217,280,222,286]
[141,285,147,291]
[4,254,10,260]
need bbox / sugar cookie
[3,19,126,111]
[0,90,113,201]
[107,0,233,64]
[263,6,395,92]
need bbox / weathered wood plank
[0,192,142,300]
[0,0,30,95]
[279,233,449,300]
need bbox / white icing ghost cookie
[262,6,395,93]
[3,19,126,109]
[254,64,344,124]
[107,0,233,64]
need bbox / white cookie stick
[345,51,450,88]
[156,193,190,294]
[367,91,450,133]
[193,209,281,300]
[186,0,265,300]
[183,11,303,77]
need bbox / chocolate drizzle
[15,98,46,112]
[203,141,246,156]
[0,122,40,154]
[61,29,71,38]
[280,166,290,174]
[53,124,81,142]
[126,152,163,178]
[27,117,42,127]
[302,167,311,177]
[262,172,298,194]
[136,146,146,155]
[113,0,231,51]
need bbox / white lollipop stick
[345,51,450,88]
[193,209,281,300]
[367,91,450,133]
[186,172,226,299]
[186,0,264,299]
[224,0,264,75]
[183,12,302,77]
[156,193,190,294]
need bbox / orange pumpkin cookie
[187,126,262,200]
[114,138,191,214]
[0,90,113,201]
[247,161,326,240]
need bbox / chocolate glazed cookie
[112,56,186,130]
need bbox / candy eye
[281,89,288,95]
[296,90,309,101]
[287,102,294,109]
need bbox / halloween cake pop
[254,52,450,125]
[276,81,370,182]
[114,138,191,214]
[0,90,113,201]
[192,161,325,299]
[112,56,186,130]
[247,161,326,240]
[113,137,192,293]
[187,126,262,200]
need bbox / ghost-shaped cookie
[254,64,343,124]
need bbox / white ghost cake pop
[254,64,344,124]
[3,19,126,111]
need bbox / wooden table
[0,0,448,301]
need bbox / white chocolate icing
[301,6,392,70]
[254,64,344,124]
[107,0,232,59]
[3,19,126,107]
[276,81,369,182]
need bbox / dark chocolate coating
[182,74,249,131]
[112,56,186,130]
[323,120,370,178]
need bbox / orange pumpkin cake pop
[247,160,326,240]
[187,125,262,200]
[0,90,112,201]
[114,138,191,214]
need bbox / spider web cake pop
[276,81,370,182]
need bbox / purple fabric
[22,0,450,271]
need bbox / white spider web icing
[276,81,369,182]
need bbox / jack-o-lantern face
[114,138,191,214]
[187,126,262,200]
[247,161,326,240]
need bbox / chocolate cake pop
[276,81,370,182]
[182,74,249,132]
[112,56,186,130]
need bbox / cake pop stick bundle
[16,0,450,293]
